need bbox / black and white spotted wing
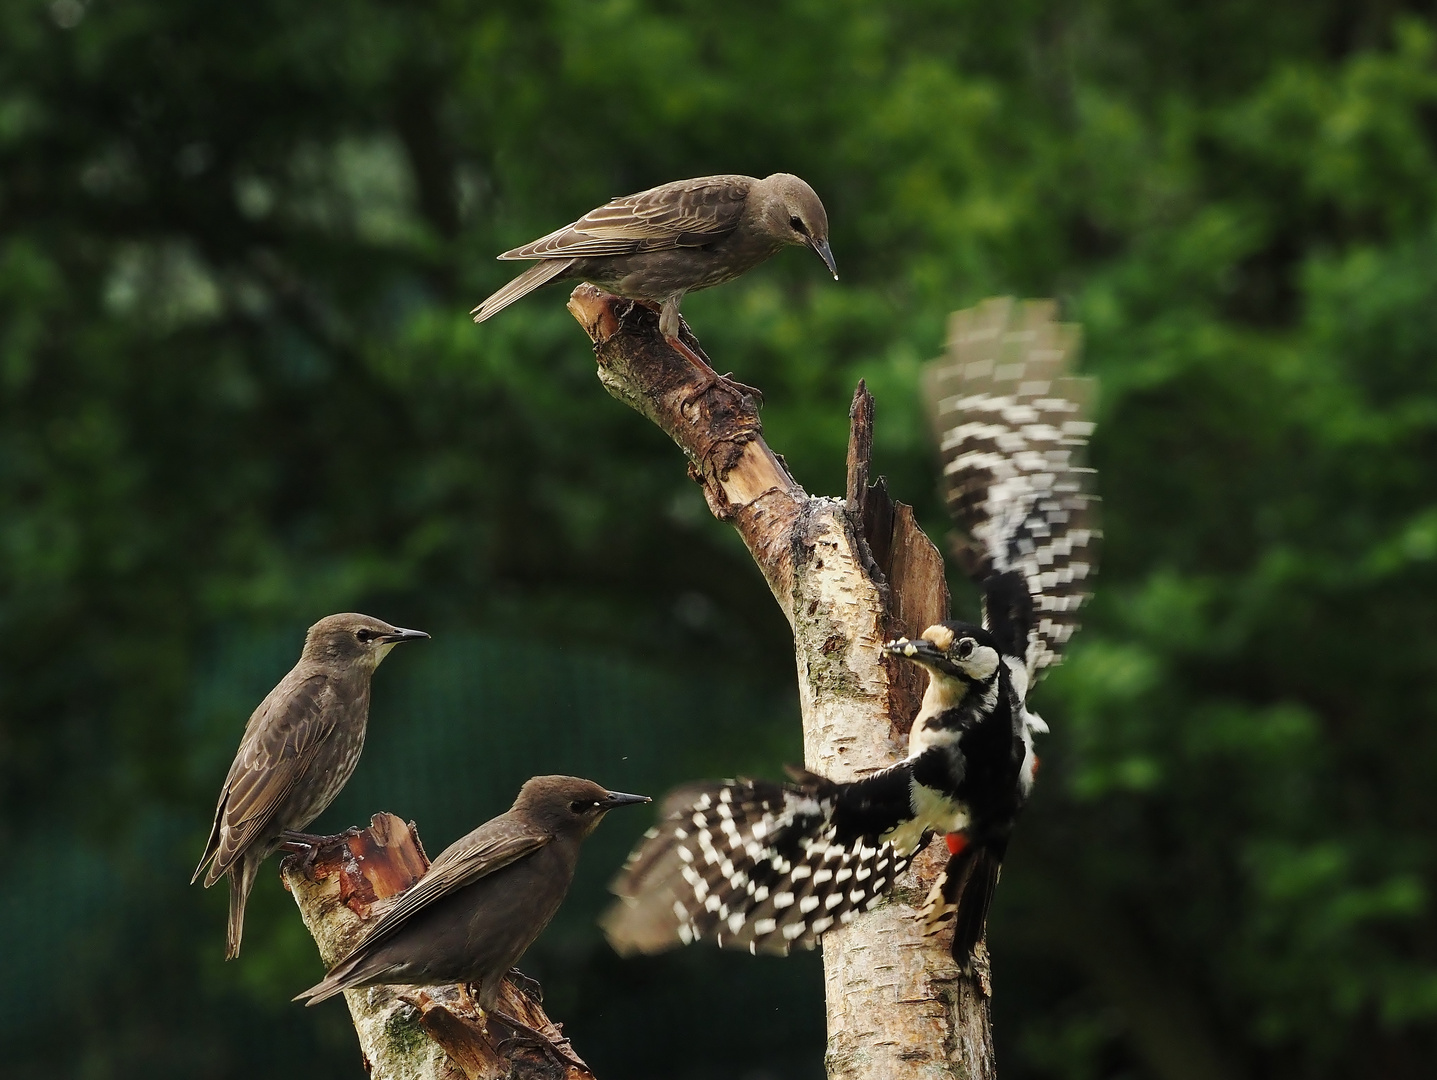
[923,297,1100,681]
[603,774,918,957]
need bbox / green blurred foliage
[2,1,1436,1077]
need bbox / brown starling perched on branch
[471,173,837,393]
[295,776,649,1016]
[193,613,429,959]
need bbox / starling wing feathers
[499,175,753,261]
[340,820,550,957]
[923,297,1100,682]
[194,673,337,886]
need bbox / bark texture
[282,813,595,1080]
[567,285,997,1080]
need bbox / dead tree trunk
[567,286,997,1080]
[282,813,596,1080]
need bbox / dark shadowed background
[3,2,1437,1078]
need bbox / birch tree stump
[567,286,997,1080]
[282,813,596,1080]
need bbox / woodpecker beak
[380,627,430,644]
[883,637,960,676]
[808,237,838,280]
[600,791,651,809]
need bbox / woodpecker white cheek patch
[959,644,1000,681]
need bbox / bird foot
[487,1011,585,1071]
[717,371,764,403]
[278,830,332,849]
[663,333,761,409]
[507,967,544,1003]
[277,830,333,871]
[457,982,480,1015]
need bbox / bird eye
[957,639,975,659]
[789,215,807,234]
[355,628,376,643]
[570,800,593,813]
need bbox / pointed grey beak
[601,791,651,809]
[809,237,838,280]
[381,627,430,644]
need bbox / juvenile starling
[193,613,429,959]
[471,173,837,391]
[295,776,649,1014]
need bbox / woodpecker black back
[603,299,1098,970]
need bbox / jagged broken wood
[282,813,596,1080]
[566,286,997,1080]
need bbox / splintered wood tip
[566,284,621,343]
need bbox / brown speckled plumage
[296,776,649,1010]
[472,173,837,342]
[192,613,428,959]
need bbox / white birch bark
[569,286,997,1080]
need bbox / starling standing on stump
[193,613,429,959]
[295,776,649,1050]
[471,173,838,395]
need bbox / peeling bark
[567,285,997,1080]
[282,813,596,1080]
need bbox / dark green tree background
[2,1,1435,1077]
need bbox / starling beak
[598,790,651,808]
[471,173,836,392]
[808,236,839,280]
[192,613,428,959]
[380,627,431,643]
[294,776,649,1014]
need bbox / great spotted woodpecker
[602,298,1098,969]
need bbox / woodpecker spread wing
[193,672,337,886]
[499,175,752,261]
[603,767,919,957]
[924,297,1099,682]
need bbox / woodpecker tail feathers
[471,259,575,323]
[922,837,1006,971]
[602,775,915,957]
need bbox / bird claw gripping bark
[488,1012,586,1072]
[506,967,544,1003]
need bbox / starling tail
[471,258,574,324]
[225,855,261,959]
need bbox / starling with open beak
[471,173,838,395]
[192,613,429,959]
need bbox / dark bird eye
[570,800,593,813]
[957,639,975,659]
[789,215,807,233]
[355,628,376,643]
